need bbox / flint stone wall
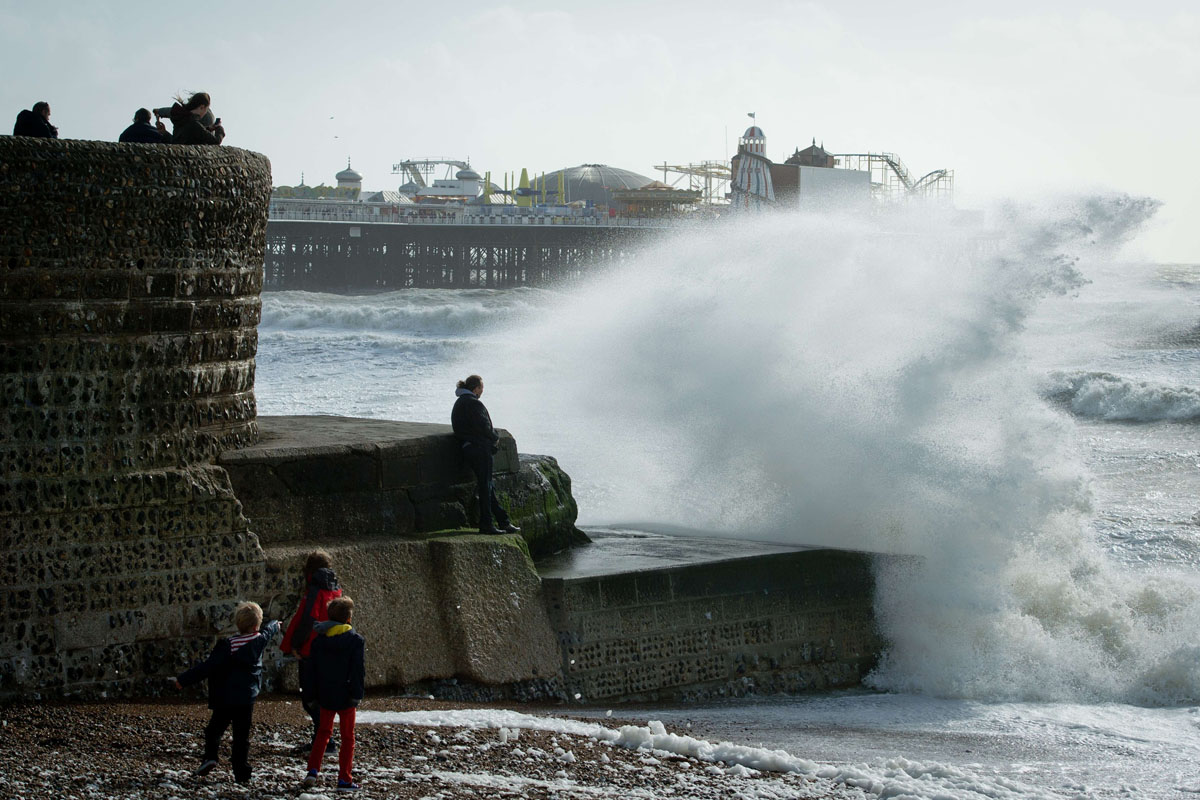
[0,137,272,697]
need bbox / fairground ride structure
[835,152,954,202]
[655,161,732,208]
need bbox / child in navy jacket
[175,601,280,783]
[302,597,365,791]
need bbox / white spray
[475,195,1200,705]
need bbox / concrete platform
[220,415,582,556]
[538,527,889,703]
[537,526,809,579]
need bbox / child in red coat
[281,550,342,749]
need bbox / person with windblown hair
[155,91,225,145]
[451,374,520,535]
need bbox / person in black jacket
[118,108,166,143]
[155,92,224,145]
[12,101,58,138]
[303,597,365,792]
[451,374,520,535]
[174,602,280,783]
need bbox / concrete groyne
[1,137,892,704]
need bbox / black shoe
[195,759,217,777]
[501,522,521,533]
[479,526,506,535]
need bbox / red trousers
[306,706,356,783]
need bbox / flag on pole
[747,112,756,120]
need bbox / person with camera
[118,108,167,143]
[451,375,520,536]
[155,91,225,145]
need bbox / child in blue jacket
[303,597,365,791]
[174,601,280,783]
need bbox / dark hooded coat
[177,620,280,708]
[309,621,366,710]
[161,103,224,145]
[13,109,57,138]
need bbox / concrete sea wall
[222,415,581,700]
[544,549,882,702]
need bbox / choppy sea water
[255,199,1200,799]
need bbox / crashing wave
[1045,371,1200,422]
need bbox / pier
[265,216,672,292]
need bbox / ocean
[255,196,1200,799]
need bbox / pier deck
[265,219,669,292]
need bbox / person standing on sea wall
[451,374,520,536]
[118,108,167,143]
[12,101,57,137]
[155,91,225,144]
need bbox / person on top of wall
[118,107,167,143]
[155,91,224,145]
[451,374,521,536]
[12,101,58,138]
[281,550,343,753]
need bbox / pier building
[731,126,870,211]
[265,130,956,292]
[729,124,953,210]
[265,160,682,292]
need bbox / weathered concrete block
[430,536,561,684]
[221,416,584,557]
[545,549,894,703]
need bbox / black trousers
[204,704,253,780]
[463,442,510,531]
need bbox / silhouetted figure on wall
[155,92,225,145]
[118,108,166,143]
[13,101,57,138]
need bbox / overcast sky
[2,1,1195,260]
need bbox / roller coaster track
[835,152,951,198]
